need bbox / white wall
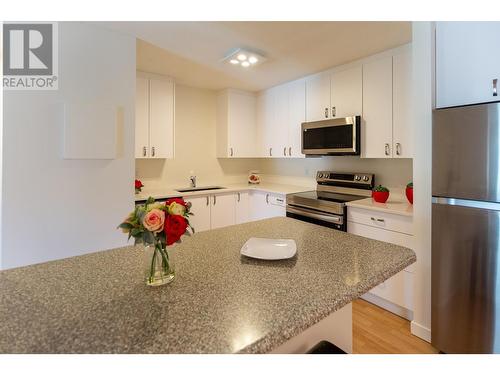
[1,22,136,269]
[410,21,434,342]
[135,84,259,188]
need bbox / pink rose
[142,208,165,233]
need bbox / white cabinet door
[305,71,331,122]
[259,90,276,157]
[393,47,413,158]
[249,191,286,220]
[273,85,290,158]
[149,78,175,158]
[184,195,211,233]
[362,56,393,158]
[210,193,236,229]
[330,65,362,118]
[227,91,256,157]
[135,76,149,158]
[235,191,249,224]
[287,79,306,158]
[436,22,500,108]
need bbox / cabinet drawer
[347,221,415,273]
[347,207,413,235]
[366,270,414,311]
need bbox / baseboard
[361,293,413,320]
[411,320,431,343]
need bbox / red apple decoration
[406,182,413,204]
[372,185,390,203]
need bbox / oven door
[286,205,345,231]
[301,116,360,155]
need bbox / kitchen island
[0,217,415,353]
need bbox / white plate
[240,237,297,260]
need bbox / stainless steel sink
[175,186,226,193]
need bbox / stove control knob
[354,175,361,181]
[362,176,369,182]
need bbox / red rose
[164,215,188,245]
[165,197,187,207]
[135,179,144,189]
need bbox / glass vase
[145,242,175,286]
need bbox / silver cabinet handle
[288,147,292,156]
[396,142,401,156]
[143,146,147,157]
[324,107,329,118]
[331,106,336,117]
[230,147,234,157]
[213,196,216,205]
[283,147,287,156]
[269,148,272,157]
[237,192,240,202]
[371,217,385,222]
[206,196,209,206]
[384,143,390,156]
[494,78,498,97]
[151,146,156,157]
[266,194,269,204]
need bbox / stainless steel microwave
[301,116,361,155]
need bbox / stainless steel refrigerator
[432,102,500,353]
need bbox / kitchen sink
[175,186,226,193]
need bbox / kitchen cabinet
[210,193,236,229]
[249,191,286,220]
[305,71,331,122]
[362,46,413,159]
[257,79,306,158]
[362,55,393,158]
[235,191,249,224]
[135,74,175,159]
[184,195,211,233]
[393,47,413,158]
[347,207,414,319]
[330,65,362,118]
[216,89,257,158]
[436,22,500,108]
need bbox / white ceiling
[102,21,412,92]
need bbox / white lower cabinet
[347,207,414,318]
[184,190,283,232]
[249,191,286,220]
[184,195,211,233]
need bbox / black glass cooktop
[291,190,367,204]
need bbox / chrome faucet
[189,175,196,188]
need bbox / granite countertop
[134,182,312,202]
[347,196,414,217]
[0,217,415,354]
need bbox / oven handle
[286,205,343,224]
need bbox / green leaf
[118,222,134,230]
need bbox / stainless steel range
[286,171,374,231]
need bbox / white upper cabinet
[436,22,500,108]
[216,89,257,158]
[393,47,413,158]
[135,73,175,159]
[305,71,331,121]
[330,65,362,118]
[287,79,306,158]
[362,56,393,158]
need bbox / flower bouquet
[118,197,193,286]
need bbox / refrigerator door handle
[432,196,500,211]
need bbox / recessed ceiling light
[222,48,267,69]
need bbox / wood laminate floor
[352,299,439,354]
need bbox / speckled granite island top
[0,217,415,354]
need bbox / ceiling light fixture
[222,48,266,69]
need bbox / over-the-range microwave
[301,115,361,156]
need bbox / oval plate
[240,237,297,260]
